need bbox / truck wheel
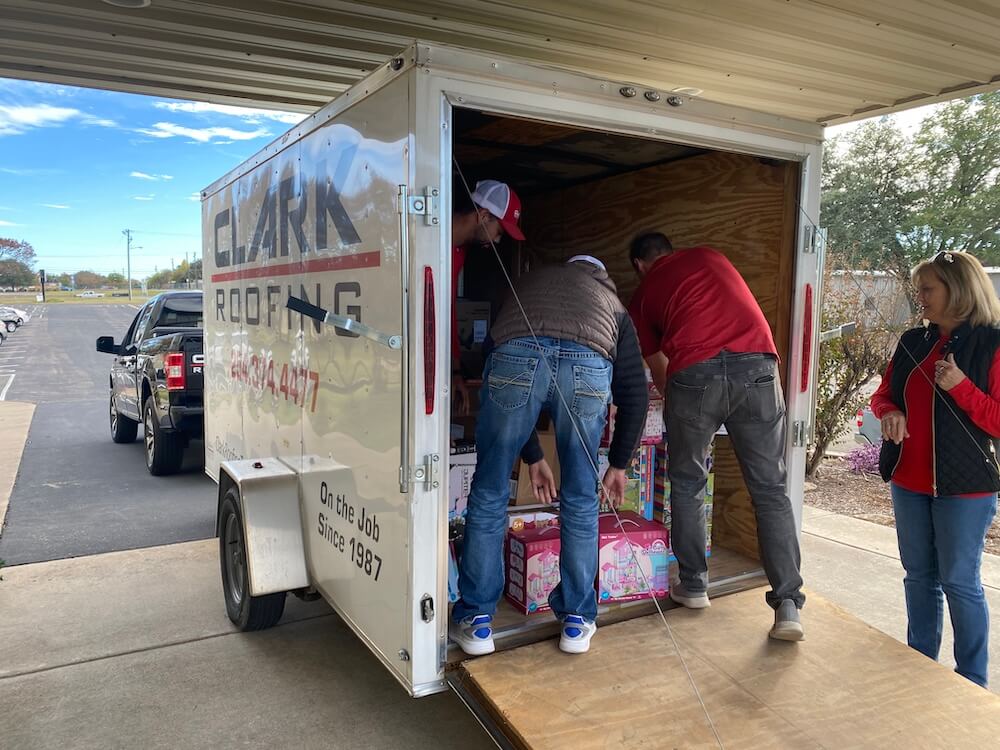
[143,398,184,476]
[4,321,14,333]
[219,487,286,631]
[110,394,138,443]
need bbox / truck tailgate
[450,589,1000,749]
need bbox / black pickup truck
[96,291,204,475]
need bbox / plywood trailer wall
[521,150,801,561]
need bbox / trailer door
[292,73,422,692]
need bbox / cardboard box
[449,452,477,521]
[510,431,562,505]
[598,445,655,519]
[456,300,491,350]
[596,511,670,603]
[601,383,665,447]
[505,521,561,614]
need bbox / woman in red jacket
[871,250,1000,687]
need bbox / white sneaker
[670,580,711,609]
[559,615,597,654]
[452,614,496,656]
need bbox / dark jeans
[666,352,804,609]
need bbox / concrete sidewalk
[801,504,1000,691]
[0,540,493,750]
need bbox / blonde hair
[912,251,1000,327]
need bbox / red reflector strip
[800,283,813,394]
[165,352,186,391]
[423,266,435,415]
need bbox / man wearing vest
[451,180,525,415]
[451,256,649,656]
[628,232,806,641]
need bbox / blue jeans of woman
[453,337,612,623]
[891,483,997,687]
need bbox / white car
[0,307,20,333]
[75,291,105,298]
[0,305,29,324]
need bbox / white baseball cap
[471,180,525,241]
[567,254,607,272]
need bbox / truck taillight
[857,409,864,428]
[165,352,186,391]
[800,283,813,393]
[423,266,435,415]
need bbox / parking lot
[0,303,213,564]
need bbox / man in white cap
[451,255,648,657]
[451,180,525,414]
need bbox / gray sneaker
[669,580,710,609]
[769,600,804,641]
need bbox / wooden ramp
[453,589,1000,749]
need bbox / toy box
[598,444,655,519]
[447,541,461,603]
[449,451,477,521]
[505,520,561,614]
[596,511,670,603]
[601,385,664,447]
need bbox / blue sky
[0,78,306,280]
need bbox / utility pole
[122,228,134,301]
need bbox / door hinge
[407,186,440,226]
[802,225,827,254]
[792,420,807,447]
[406,453,440,490]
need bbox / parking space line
[0,374,14,400]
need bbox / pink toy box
[596,511,670,604]
[505,520,561,614]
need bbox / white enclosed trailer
[201,41,1000,747]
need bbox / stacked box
[596,511,670,603]
[505,521,561,614]
[601,382,665,448]
[449,451,477,521]
[654,441,714,559]
[597,444,655,519]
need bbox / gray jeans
[666,352,805,610]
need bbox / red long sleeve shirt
[871,333,1000,495]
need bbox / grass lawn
[0,290,174,305]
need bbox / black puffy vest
[879,323,1000,495]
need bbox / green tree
[147,269,173,289]
[74,270,106,289]
[0,259,35,290]
[106,272,126,287]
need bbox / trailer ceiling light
[101,0,152,8]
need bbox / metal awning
[2,0,999,125]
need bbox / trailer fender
[217,458,309,597]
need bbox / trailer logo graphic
[212,146,362,270]
[317,480,383,582]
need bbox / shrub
[846,443,880,475]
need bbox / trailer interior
[446,107,801,658]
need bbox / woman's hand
[935,353,967,392]
[881,410,909,445]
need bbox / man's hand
[527,459,557,504]
[453,374,470,416]
[935,353,966,392]
[645,352,669,398]
[601,467,628,509]
[881,409,909,445]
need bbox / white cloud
[130,171,173,181]
[0,166,63,176]
[136,121,271,143]
[0,104,116,136]
[133,195,155,201]
[188,192,201,202]
[42,203,70,209]
[153,101,307,126]
[0,219,21,226]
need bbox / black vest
[879,322,1000,495]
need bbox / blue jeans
[891,483,997,687]
[453,337,612,623]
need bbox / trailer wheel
[219,487,286,631]
[143,398,183,475]
[110,394,138,443]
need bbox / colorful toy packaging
[601,381,665,447]
[505,518,561,614]
[598,445,655,519]
[447,541,460,603]
[596,511,670,603]
[449,451,477,521]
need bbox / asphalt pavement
[0,303,215,564]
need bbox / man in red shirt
[629,232,805,641]
[451,180,525,414]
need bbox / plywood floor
[455,589,1000,749]
[449,547,765,664]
